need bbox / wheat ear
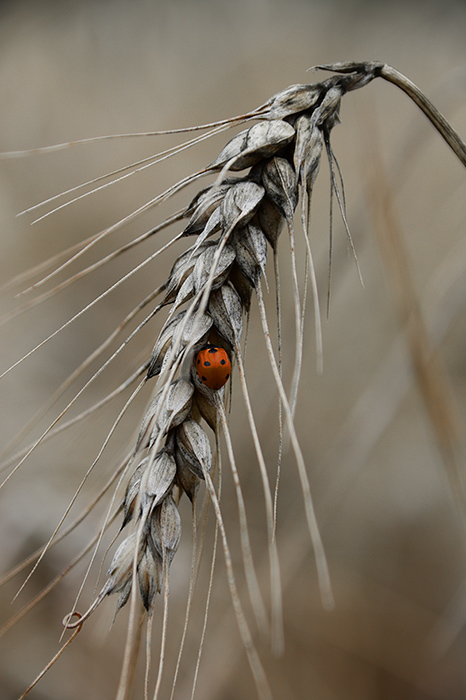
[2,62,465,700]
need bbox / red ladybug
[195,345,231,390]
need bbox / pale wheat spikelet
[1,62,465,700]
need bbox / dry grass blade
[215,393,270,638]
[256,282,334,611]
[200,465,273,700]
[25,122,237,225]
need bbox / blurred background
[1,0,466,698]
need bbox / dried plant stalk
[1,62,465,700]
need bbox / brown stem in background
[364,126,466,519]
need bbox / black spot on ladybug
[203,360,211,366]
[220,359,226,365]
[208,347,218,354]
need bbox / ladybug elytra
[195,345,231,390]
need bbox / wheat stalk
[1,62,465,700]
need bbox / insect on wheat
[1,61,465,700]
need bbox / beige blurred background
[1,0,466,698]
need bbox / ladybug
[195,345,231,390]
